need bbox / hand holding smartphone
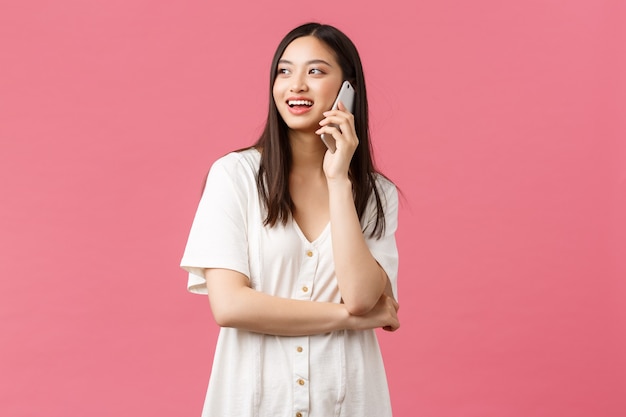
[320,80,355,153]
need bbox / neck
[288,131,327,176]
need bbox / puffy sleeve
[180,154,251,294]
[363,177,399,300]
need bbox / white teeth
[288,100,313,107]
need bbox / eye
[277,67,291,76]
[309,68,325,75]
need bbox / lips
[285,97,314,114]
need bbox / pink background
[1,1,625,416]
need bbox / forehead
[279,36,338,65]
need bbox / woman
[181,22,400,416]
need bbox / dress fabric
[181,148,399,417]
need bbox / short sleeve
[180,154,252,294]
[364,178,399,300]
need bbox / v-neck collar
[292,220,330,246]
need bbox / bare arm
[204,268,398,336]
[318,102,390,315]
[327,178,388,315]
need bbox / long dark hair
[252,22,388,238]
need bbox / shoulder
[372,173,398,206]
[210,148,260,176]
[373,173,396,193]
[362,173,398,232]
[206,148,260,186]
[202,148,261,200]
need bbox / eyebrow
[278,59,334,67]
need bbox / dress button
[302,286,308,293]
[306,250,313,257]
[296,346,303,353]
[297,378,305,386]
[296,413,303,417]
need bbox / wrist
[326,176,352,190]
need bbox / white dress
[181,148,399,417]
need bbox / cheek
[272,86,283,109]
[272,85,279,103]
[271,82,288,119]
[272,77,286,98]
[320,82,342,105]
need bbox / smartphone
[320,80,355,153]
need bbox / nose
[289,72,308,92]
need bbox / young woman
[181,22,400,417]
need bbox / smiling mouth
[288,100,313,108]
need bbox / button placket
[294,247,317,300]
[291,248,315,416]
[292,337,309,416]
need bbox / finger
[323,106,354,118]
[382,322,399,332]
[329,113,356,137]
[322,106,354,121]
[319,117,357,146]
[319,114,351,127]
[315,124,342,137]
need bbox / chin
[283,118,318,133]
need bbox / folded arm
[204,268,398,336]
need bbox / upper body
[181,148,398,415]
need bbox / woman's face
[272,36,344,135]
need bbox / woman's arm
[205,268,399,336]
[318,103,392,316]
[326,178,389,315]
